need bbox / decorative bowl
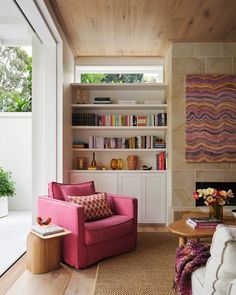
[232,209,236,218]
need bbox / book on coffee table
[186,220,219,229]
[188,217,222,224]
[186,217,222,229]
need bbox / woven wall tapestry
[185,74,236,162]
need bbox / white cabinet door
[69,172,95,184]
[95,173,118,193]
[143,173,166,223]
[118,173,142,222]
[69,171,166,224]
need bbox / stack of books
[73,141,89,149]
[154,138,166,149]
[186,217,222,229]
[31,224,65,236]
[93,97,111,104]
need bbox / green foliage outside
[0,47,32,112]
[81,73,143,84]
[0,167,15,197]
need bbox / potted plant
[0,167,15,217]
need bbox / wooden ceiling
[50,0,236,57]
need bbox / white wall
[0,113,31,211]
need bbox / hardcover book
[186,220,218,229]
[187,217,222,226]
[31,224,65,236]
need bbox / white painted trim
[35,0,64,183]
[15,0,54,45]
[0,113,32,118]
[16,0,58,221]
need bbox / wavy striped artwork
[185,74,236,162]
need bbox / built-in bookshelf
[69,82,169,223]
[71,83,168,171]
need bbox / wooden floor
[0,226,168,295]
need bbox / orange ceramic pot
[127,155,139,170]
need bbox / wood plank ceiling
[50,0,236,57]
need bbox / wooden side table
[26,229,71,274]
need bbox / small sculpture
[36,216,51,226]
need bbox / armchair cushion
[228,279,236,295]
[192,267,207,295]
[203,225,236,295]
[67,193,113,221]
[48,181,96,201]
[84,215,133,245]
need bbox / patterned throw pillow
[67,193,113,221]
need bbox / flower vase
[209,204,223,220]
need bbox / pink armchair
[37,182,137,269]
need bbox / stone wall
[171,42,236,216]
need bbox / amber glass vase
[117,159,124,170]
[209,204,223,220]
[110,159,118,170]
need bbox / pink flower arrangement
[193,188,234,206]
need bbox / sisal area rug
[93,232,178,295]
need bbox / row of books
[88,136,166,149]
[186,217,222,229]
[72,113,167,127]
[156,152,167,170]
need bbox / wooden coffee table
[167,212,236,246]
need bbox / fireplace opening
[195,182,236,207]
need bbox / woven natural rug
[93,232,178,295]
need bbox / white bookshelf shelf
[70,169,167,174]
[73,148,166,152]
[73,148,167,153]
[72,104,168,110]
[71,83,167,90]
[72,126,168,130]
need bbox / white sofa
[192,225,236,295]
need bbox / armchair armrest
[38,196,85,230]
[106,193,138,220]
[37,196,86,268]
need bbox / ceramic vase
[0,197,8,218]
[127,155,139,170]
